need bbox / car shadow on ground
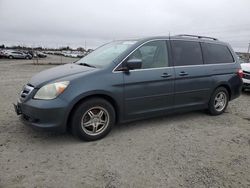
[114,110,206,131]
[15,110,207,144]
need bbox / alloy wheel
[214,91,227,112]
[81,106,109,136]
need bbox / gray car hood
[29,63,94,87]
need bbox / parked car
[0,50,4,58]
[54,51,63,56]
[3,50,32,59]
[44,51,54,55]
[62,51,83,58]
[23,50,34,58]
[240,61,250,90]
[14,35,243,141]
[34,51,47,58]
[62,51,75,57]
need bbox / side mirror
[126,58,142,70]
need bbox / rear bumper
[229,76,243,100]
[15,98,69,132]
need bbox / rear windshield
[76,41,137,68]
[201,43,234,64]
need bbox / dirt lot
[0,55,250,188]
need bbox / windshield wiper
[78,63,96,68]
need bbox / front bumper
[243,83,250,89]
[14,98,69,132]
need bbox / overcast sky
[0,0,250,51]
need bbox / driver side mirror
[126,58,142,70]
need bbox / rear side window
[201,43,234,64]
[171,40,203,66]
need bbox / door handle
[179,71,189,76]
[161,73,172,78]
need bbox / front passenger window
[127,40,169,69]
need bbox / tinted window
[201,43,234,64]
[171,40,203,66]
[128,40,168,69]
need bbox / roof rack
[175,34,218,41]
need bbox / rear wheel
[71,98,115,141]
[208,87,229,115]
[9,55,13,59]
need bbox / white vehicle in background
[62,51,84,58]
[241,62,250,91]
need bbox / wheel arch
[212,83,232,100]
[66,93,120,131]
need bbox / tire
[25,56,30,59]
[71,98,115,141]
[9,55,13,59]
[208,87,229,115]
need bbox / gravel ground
[0,56,250,188]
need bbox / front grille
[20,84,34,101]
[243,70,250,80]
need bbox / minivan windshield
[75,40,137,68]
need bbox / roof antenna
[168,32,170,40]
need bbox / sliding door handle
[161,73,172,78]
[179,71,189,76]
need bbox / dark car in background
[34,51,47,58]
[14,35,243,141]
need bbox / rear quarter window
[201,43,234,64]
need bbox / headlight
[34,81,69,100]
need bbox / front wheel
[71,98,115,141]
[208,87,229,115]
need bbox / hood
[241,63,250,72]
[29,63,94,87]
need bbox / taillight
[237,69,244,78]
